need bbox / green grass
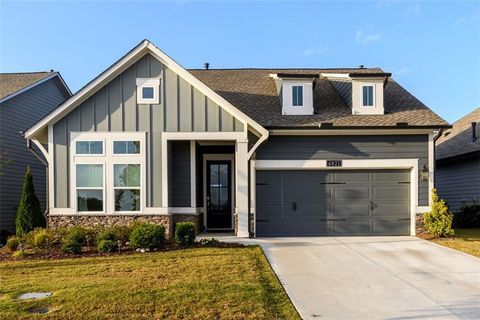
[431,228,480,257]
[0,246,300,319]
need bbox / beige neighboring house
[435,108,480,211]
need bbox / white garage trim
[252,159,419,236]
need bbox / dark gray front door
[256,170,410,236]
[206,161,232,229]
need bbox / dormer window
[362,85,374,107]
[292,86,304,106]
[136,78,160,104]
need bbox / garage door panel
[334,221,370,235]
[335,187,370,201]
[374,203,410,217]
[334,203,370,218]
[255,169,410,236]
[374,186,409,200]
[373,220,410,235]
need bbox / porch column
[235,139,249,237]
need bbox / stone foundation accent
[416,213,426,234]
[48,214,202,238]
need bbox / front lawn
[0,246,300,319]
[430,228,480,257]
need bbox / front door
[206,160,232,229]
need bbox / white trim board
[49,207,202,216]
[253,158,419,236]
[270,129,436,136]
[24,40,268,142]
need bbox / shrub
[424,189,454,238]
[61,239,81,254]
[453,203,480,228]
[97,239,118,253]
[6,236,20,251]
[129,223,165,249]
[174,222,196,245]
[15,166,45,236]
[96,225,132,244]
[32,228,53,249]
[65,226,97,246]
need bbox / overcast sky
[1,0,479,123]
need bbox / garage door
[255,170,410,236]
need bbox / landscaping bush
[32,228,53,249]
[15,166,45,236]
[65,226,97,246]
[174,222,196,245]
[424,189,454,237]
[61,239,81,254]
[97,239,118,253]
[129,223,165,249]
[6,236,20,251]
[453,203,480,228]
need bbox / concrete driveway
[254,237,480,320]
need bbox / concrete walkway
[202,235,480,320]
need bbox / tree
[423,189,454,238]
[15,166,45,235]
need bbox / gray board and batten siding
[255,135,429,206]
[53,53,244,209]
[0,77,70,233]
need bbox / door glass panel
[219,188,228,208]
[209,187,219,210]
[219,164,228,187]
[210,164,219,187]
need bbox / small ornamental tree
[424,189,454,238]
[15,166,45,236]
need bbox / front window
[113,141,141,154]
[292,85,303,106]
[76,141,103,155]
[114,164,141,211]
[363,85,374,106]
[76,164,103,212]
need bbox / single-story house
[435,108,480,212]
[24,40,450,237]
[0,72,71,236]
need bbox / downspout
[24,137,49,220]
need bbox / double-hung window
[292,85,303,106]
[362,85,374,107]
[76,164,104,212]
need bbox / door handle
[292,202,297,211]
[369,201,378,210]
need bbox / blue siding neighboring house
[435,108,480,212]
[0,72,71,237]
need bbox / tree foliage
[15,166,45,235]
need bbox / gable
[54,53,244,135]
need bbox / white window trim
[74,140,105,157]
[70,132,146,214]
[362,84,375,107]
[136,78,160,104]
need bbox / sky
[1,0,479,123]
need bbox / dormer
[270,73,318,115]
[322,72,391,115]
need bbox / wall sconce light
[420,165,429,181]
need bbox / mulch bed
[0,241,245,262]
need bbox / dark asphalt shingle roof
[189,68,449,128]
[0,72,53,101]
[436,108,480,160]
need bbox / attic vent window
[136,78,160,104]
[292,85,303,106]
[362,85,374,107]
